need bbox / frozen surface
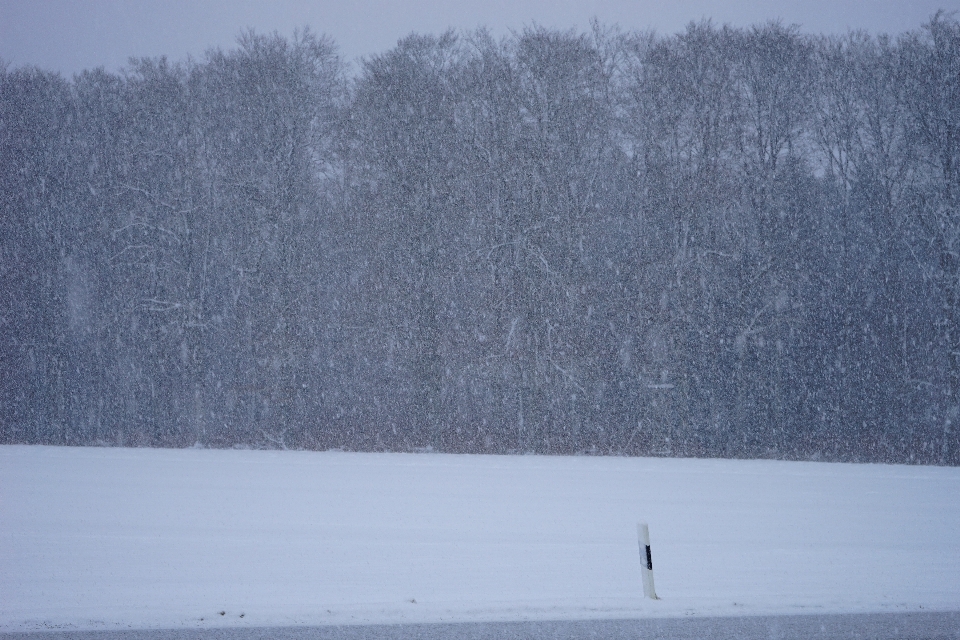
[1,445,958,633]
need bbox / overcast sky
[1,0,957,75]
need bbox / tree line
[2,14,959,464]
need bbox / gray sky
[1,0,957,75]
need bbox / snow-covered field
[1,445,958,633]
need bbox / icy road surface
[1,446,958,633]
[5,612,960,640]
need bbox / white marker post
[637,522,659,599]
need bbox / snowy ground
[1,445,958,633]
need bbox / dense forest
[2,13,959,464]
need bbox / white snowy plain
[2,445,959,633]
